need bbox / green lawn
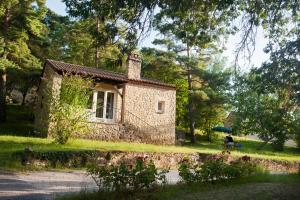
[0,105,299,171]
[58,173,300,200]
[0,134,299,170]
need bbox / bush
[49,76,92,144]
[178,157,202,184]
[178,153,260,183]
[87,157,168,193]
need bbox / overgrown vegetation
[179,153,260,184]
[88,158,168,194]
[49,76,92,144]
[58,172,300,200]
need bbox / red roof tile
[45,59,176,89]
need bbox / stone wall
[34,64,62,136]
[76,122,174,145]
[34,64,176,145]
[23,150,300,173]
[123,83,176,144]
[61,80,176,145]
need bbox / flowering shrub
[179,153,260,183]
[87,157,168,192]
[178,157,202,184]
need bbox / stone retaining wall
[23,150,300,173]
[74,122,175,145]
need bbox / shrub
[178,157,201,184]
[87,158,168,192]
[49,76,92,144]
[178,153,260,183]
[200,158,228,182]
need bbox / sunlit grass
[0,134,299,171]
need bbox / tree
[232,0,300,150]
[62,0,157,66]
[233,0,300,73]
[193,58,232,141]
[141,48,189,127]
[233,71,298,151]
[153,0,237,142]
[0,0,46,122]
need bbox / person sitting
[224,135,234,149]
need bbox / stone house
[34,54,176,144]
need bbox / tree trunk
[186,44,195,143]
[21,89,28,106]
[0,8,12,122]
[256,137,273,150]
[0,69,7,122]
[95,17,100,67]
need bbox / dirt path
[1,170,297,200]
[0,170,180,200]
[0,171,96,200]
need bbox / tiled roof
[46,59,128,82]
[45,59,176,89]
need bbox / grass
[0,104,34,137]
[0,134,300,171]
[58,173,300,200]
[0,105,299,171]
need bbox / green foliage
[178,158,202,184]
[49,76,92,144]
[87,158,168,193]
[179,154,260,184]
[292,113,300,149]
[0,0,46,121]
[40,11,126,71]
[62,0,156,51]
[0,0,46,69]
[233,71,298,151]
[193,58,232,141]
[141,48,189,127]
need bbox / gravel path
[0,170,180,200]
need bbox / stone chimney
[126,53,141,79]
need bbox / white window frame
[87,89,117,123]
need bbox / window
[157,101,165,114]
[87,90,116,122]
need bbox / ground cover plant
[57,171,300,200]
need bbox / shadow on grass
[183,136,300,158]
[0,104,35,137]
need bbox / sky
[46,0,269,71]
